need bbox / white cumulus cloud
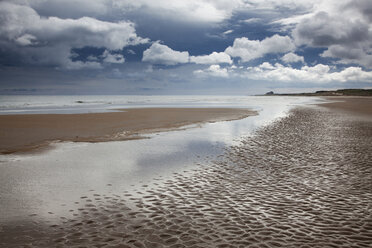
[102,50,125,64]
[190,52,232,65]
[244,62,372,83]
[143,44,232,65]
[281,52,305,64]
[225,35,295,62]
[142,42,189,65]
[194,65,229,78]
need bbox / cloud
[108,68,124,79]
[245,0,314,10]
[242,18,261,24]
[19,0,313,25]
[22,0,110,19]
[0,2,148,69]
[281,52,304,64]
[347,0,372,22]
[102,50,125,64]
[63,61,103,70]
[321,45,372,68]
[244,62,372,83]
[143,44,232,65]
[190,52,232,65]
[13,0,248,25]
[2,0,372,94]
[194,65,229,78]
[292,11,369,48]
[225,35,295,62]
[14,34,38,46]
[113,0,245,23]
[276,0,372,68]
[0,3,146,49]
[127,49,136,55]
[142,42,189,65]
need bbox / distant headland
[262,88,372,96]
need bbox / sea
[0,95,325,223]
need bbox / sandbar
[0,108,256,154]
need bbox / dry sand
[1,98,372,247]
[0,108,256,154]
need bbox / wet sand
[1,99,372,247]
[321,96,372,116]
[0,108,256,154]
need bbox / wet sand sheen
[0,108,256,154]
[1,98,371,247]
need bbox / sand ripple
[1,106,371,247]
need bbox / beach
[321,97,372,116]
[0,97,371,247]
[2,0,372,246]
[0,108,256,154]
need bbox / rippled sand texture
[1,106,372,247]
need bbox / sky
[0,0,372,95]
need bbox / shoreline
[0,107,256,154]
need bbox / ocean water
[0,95,325,223]
[0,95,322,114]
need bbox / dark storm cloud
[345,0,372,22]
[293,11,370,47]
[289,0,372,69]
[0,1,148,69]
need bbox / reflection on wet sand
[0,97,300,223]
[1,102,371,247]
